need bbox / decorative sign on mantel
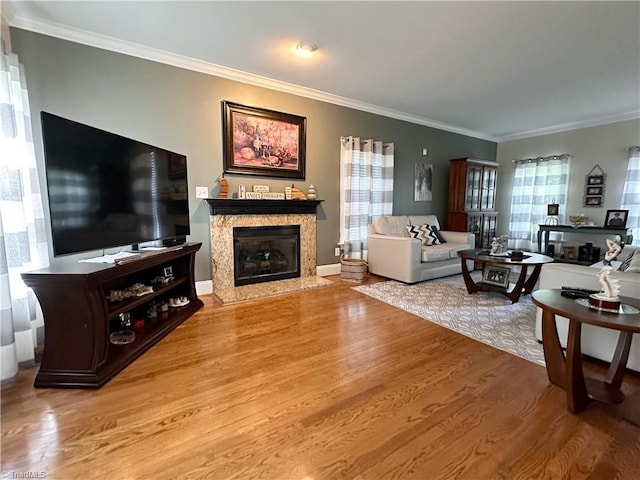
[584,165,606,207]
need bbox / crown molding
[11,13,636,144]
[8,14,497,142]
[495,110,640,142]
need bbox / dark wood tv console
[21,243,204,388]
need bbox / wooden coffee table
[532,289,640,421]
[457,249,554,303]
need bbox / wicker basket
[340,256,368,282]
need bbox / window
[509,155,570,251]
[621,146,640,246]
[339,137,394,259]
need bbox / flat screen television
[41,112,190,256]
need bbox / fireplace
[233,225,300,286]
[207,199,330,304]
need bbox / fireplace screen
[233,225,301,286]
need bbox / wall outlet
[195,186,209,199]
[334,247,341,257]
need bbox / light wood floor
[2,275,639,479]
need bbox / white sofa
[535,245,640,372]
[367,215,475,283]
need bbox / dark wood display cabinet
[21,243,204,389]
[447,157,499,248]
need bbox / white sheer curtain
[340,136,394,260]
[621,146,640,246]
[508,155,570,251]
[0,33,49,381]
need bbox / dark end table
[532,289,640,422]
[457,249,554,303]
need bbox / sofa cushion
[373,216,410,236]
[421,244,452,262]
[446,242,474,254]
[406,224,442,246]
[591,260,623,270]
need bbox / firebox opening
[233,225,301,287]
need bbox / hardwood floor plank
[2,275,639,479]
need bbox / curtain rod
[628,145,640,152]
[340,137,393,147]
[511,153,570,164]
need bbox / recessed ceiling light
[296,42,317,57]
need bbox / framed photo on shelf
[604,209,628,228]
[562,246,578,261]
[222,100,306,179]
[482,265,510,288]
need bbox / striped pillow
[430,225,447,244]
[405,224,442,246]
[618,251,634,272]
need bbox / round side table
[532,289,640,418]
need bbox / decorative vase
[218,176,228,199]
[307,184,317,200]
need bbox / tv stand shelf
[21,243,204,388]
[106,277,188,317]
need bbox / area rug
[353,273,545,366]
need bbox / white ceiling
[5,1,640,142]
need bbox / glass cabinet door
[481,167,497,211]
[465,166,482,211]
[482,214,497,248]
[467,214,482,247]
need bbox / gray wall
[11,28,496,281]
[496,119,640,249]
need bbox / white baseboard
[317,263,341,276]
[196,280,213,296]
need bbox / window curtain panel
[509,155,570,251]
[621,146,640,246]
[340,136,394,260]
[0,34,49,382]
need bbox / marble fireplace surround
[206,199,331,303]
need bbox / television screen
[41,112,190,256]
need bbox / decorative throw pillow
[430,225,447,244]
[405,224,441,246]
[618,251,635,272]
[619,250,640,273]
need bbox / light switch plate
[195,186,209,199]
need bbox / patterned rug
[353,273,545,366]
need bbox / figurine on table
[589,237,623,310]
[490,235,508,255]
